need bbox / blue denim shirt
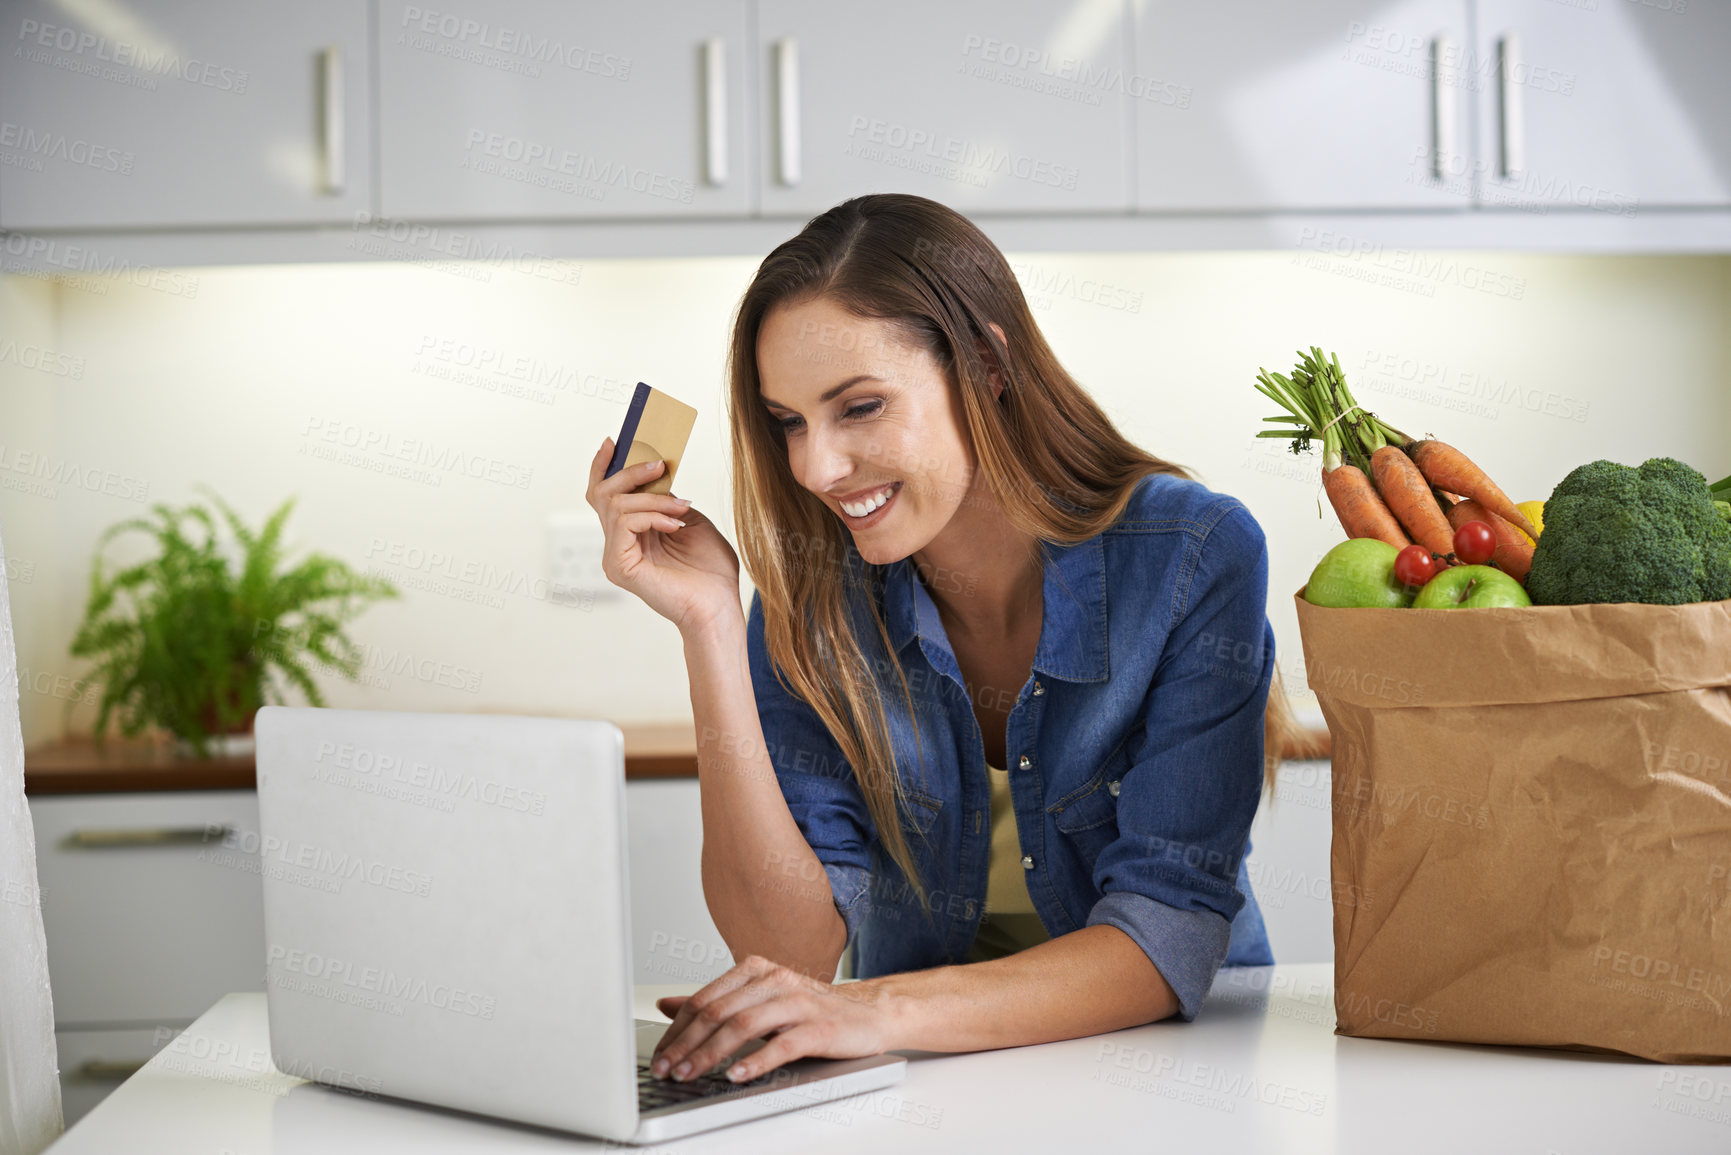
[745,471,1275,1020]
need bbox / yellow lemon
[1515,500,1545,544]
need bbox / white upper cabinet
[375,0,749,220]
[755,0,1132,216]
[1474,0,1731,211]
[2,1,1724,246]
[0,0,370,229]
[1134,0,1470,211]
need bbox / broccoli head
[1525,457,1731,606]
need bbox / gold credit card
[605,383,697,495]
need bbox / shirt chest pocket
[897,788,944,839]
[1046,740,1129,864]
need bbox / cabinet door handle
[773,37,801,186]
[1497,33,1524,180]
[73,1058,148,1081]
[1429,36,1455,179]
[320,44,345,195]
[703,37,728,186]
[64,824,234,849]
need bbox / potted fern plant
[68,486,399,758]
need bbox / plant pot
[175,731,256,759]
[180,695,258,759]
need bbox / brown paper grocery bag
[1295,589,1731,1063]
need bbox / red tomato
[1394,544,1436,588]
[1453,521,1496,565]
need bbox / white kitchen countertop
[43,963,1731,1154]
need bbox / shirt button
[1021,855,1034,870]
[1032,681,1044,696]
[1108,779,1121,798]
[1018,754,1031,771]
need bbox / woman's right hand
[586,437,741,636]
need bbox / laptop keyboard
[636,1055,779,1112]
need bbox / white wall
[2,251,1728,746]
[0,275,64,747]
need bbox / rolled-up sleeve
[1083,501,1274,1021]
[746,589,876,953]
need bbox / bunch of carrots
[1255,348,1540,583]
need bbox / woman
[584,193,1300,1088]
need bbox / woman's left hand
[650,955,898,1084]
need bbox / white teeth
[841,484,895,518]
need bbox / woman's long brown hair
[726,193,1304,917]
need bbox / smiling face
[757,294,979,566]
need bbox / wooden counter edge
[24,727,1332,794]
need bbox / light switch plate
[547,512,615,604]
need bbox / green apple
[1303,539,1415,609]
[1412,564,1532,608]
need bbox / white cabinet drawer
[31,791,266,1026]
[55,1026,175,1128]
[623,779,856,983]
[625,779,732,987]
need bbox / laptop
[253,706,907,1144]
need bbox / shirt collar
[882,533,1109,683]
